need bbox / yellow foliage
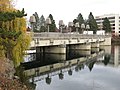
[0,0,13,12]
[0,0,31,67]
[12,33,31,67]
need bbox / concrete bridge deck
[30,33,111,47]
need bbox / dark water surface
[22,45,120,90]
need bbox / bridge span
[29,33,111,54]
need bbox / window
[110,20,115,23]
[112,27,115,29]
[108,17,115,19]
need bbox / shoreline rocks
[0,57,30,90]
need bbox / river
[20,45,120,90]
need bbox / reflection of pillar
[45,53,66,61]
[91,48,99,53]
[100,37,111,46]
[48,25,49,32]
[114,46,119,67]
[100,46,111,54]
[91,42,99,48]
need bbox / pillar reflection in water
[67,49,91,60]
[91,48,100,53]
[114,46,119,67]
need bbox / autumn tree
[0,0,31,67]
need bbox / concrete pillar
[36,47,44,53]
[69,43,91,50]
[91,42,100,48]
[91,48,99,53]
[100,37,111,46]
[100,46,111,54]
[71,50,91,56]
[44,44,66,54]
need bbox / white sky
[15,0,120,25]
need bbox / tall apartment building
[95,14,120,36]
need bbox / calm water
[21,45,120,90]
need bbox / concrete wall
[100,37,111,46]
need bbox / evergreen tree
[77,13,84,33]
[48,14,56,32]
[39,15,46,32]
[103,17,111,33]
[33,12,40,32]
[88,12,98,34]
[77,13,84,26]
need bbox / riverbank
[0,57,30,90]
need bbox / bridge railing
[31,32,111,39]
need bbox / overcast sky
[15,0,120,25]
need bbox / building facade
[95,14,120,36]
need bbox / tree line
[30,12,111,33]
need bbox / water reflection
[19,45,120,90]
[58,70,64,80]
[88,60,96,71]
[102,54,111,66]
[45,75,52,85]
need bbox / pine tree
[33,12,40,32]
[39,15,46,32]
[77,13,84,33]
[88,12,98,34]
[77,13,84,26]
[48,14,56,32]
[103,17,111,33]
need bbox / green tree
[77,13,84,27]
[103,17,111,33]
[77,13,84,33]
[48,14,56,32]
[88,12,98,34]
[39,15,46,32]
[33,12,40,32]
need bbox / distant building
[95,14,120,36]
